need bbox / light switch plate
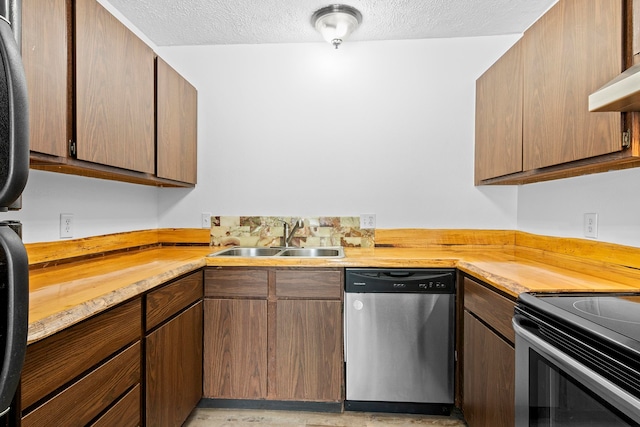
[201,212,212,229]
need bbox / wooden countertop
[27,243,640,344]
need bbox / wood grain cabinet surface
[475,0,639,185]
[21,0,69,158]
[75,0,155,174]
[145,271,204,427]
[203,267,344,403]
[22,0,198,187]
[462,276,516,427]
[156,58,198,184]
[474,39,523,183]
[20,299,142,426]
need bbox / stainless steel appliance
[344,268,455,415]
[0,0,30,422]
[514,293,640,426]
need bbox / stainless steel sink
[209,246,344,258]
[210,247,283,257]
[278,247,344,258]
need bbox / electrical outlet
[584,213,598,238]
[360,214,376,229]
[60,213,74,239]
[201,212,212,229]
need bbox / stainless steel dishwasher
[344,268,456,415]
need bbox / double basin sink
[209,246,345,258]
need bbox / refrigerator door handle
[0,225,28,414]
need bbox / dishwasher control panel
[345,268,455,294]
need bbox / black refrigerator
[0,0,30,424]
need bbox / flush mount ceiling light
[311,4,362,49]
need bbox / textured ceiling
[104,0,558,47]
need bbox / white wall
[1,171,159,243]
[157,36,520,230]
[517,167,640,247]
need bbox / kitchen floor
[183,408,468,427]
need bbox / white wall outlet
[584,213,598,238]
[201,212,212,229]
[360,214,376,229]
[60,213,74,239]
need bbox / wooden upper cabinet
[522,0,623,170]
[156,58,198,184]
[75,0,155,174]
[474,39,523,183]
[22,0,69,157]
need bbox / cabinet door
[156,58,197,184]
[475,39,523,183]
[203,299,267,399]
[146,302,203,427]
[22,0,69,157]
[75,0,155,173]
[463,311,515,427]
[273,300,342,402]
[523,0,623,170]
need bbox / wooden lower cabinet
[20,299,142,426]
[462,277,516,427]
[203,298,268,399]
[145,271,203,427]
[203,267,343,403]
[273,299,342,401]
[146,301,203,426]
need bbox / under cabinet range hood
[589,62,640,112]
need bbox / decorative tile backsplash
[210,216,374,248]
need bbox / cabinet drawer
[205,268,268,298]
[463,277,516,344]
[22,341,140,427]
[21,298,142,408]
[91,384,140,427]
[275,269,342,299]
[146,271,203,330]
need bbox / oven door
[513,314,640,427]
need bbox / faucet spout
[284,219,303,247]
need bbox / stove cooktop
[533,293,640,345]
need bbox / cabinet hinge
[69,140,77,157]
[622,130,631,149]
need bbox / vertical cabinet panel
[273,299,343,402]
[22,0,69,157]
[523,0,623,170]
[146,302,203,427]
[474,39,523,182]
[156,58,198,184]
[203,298,268,399]
[463,311,515,427]
[75,0,155,173]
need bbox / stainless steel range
[514,293,640,426]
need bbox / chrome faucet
[282,218,303,247]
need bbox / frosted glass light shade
[312,5,362,49]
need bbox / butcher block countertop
[25,228,640,344]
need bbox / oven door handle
[513,314,640,422]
